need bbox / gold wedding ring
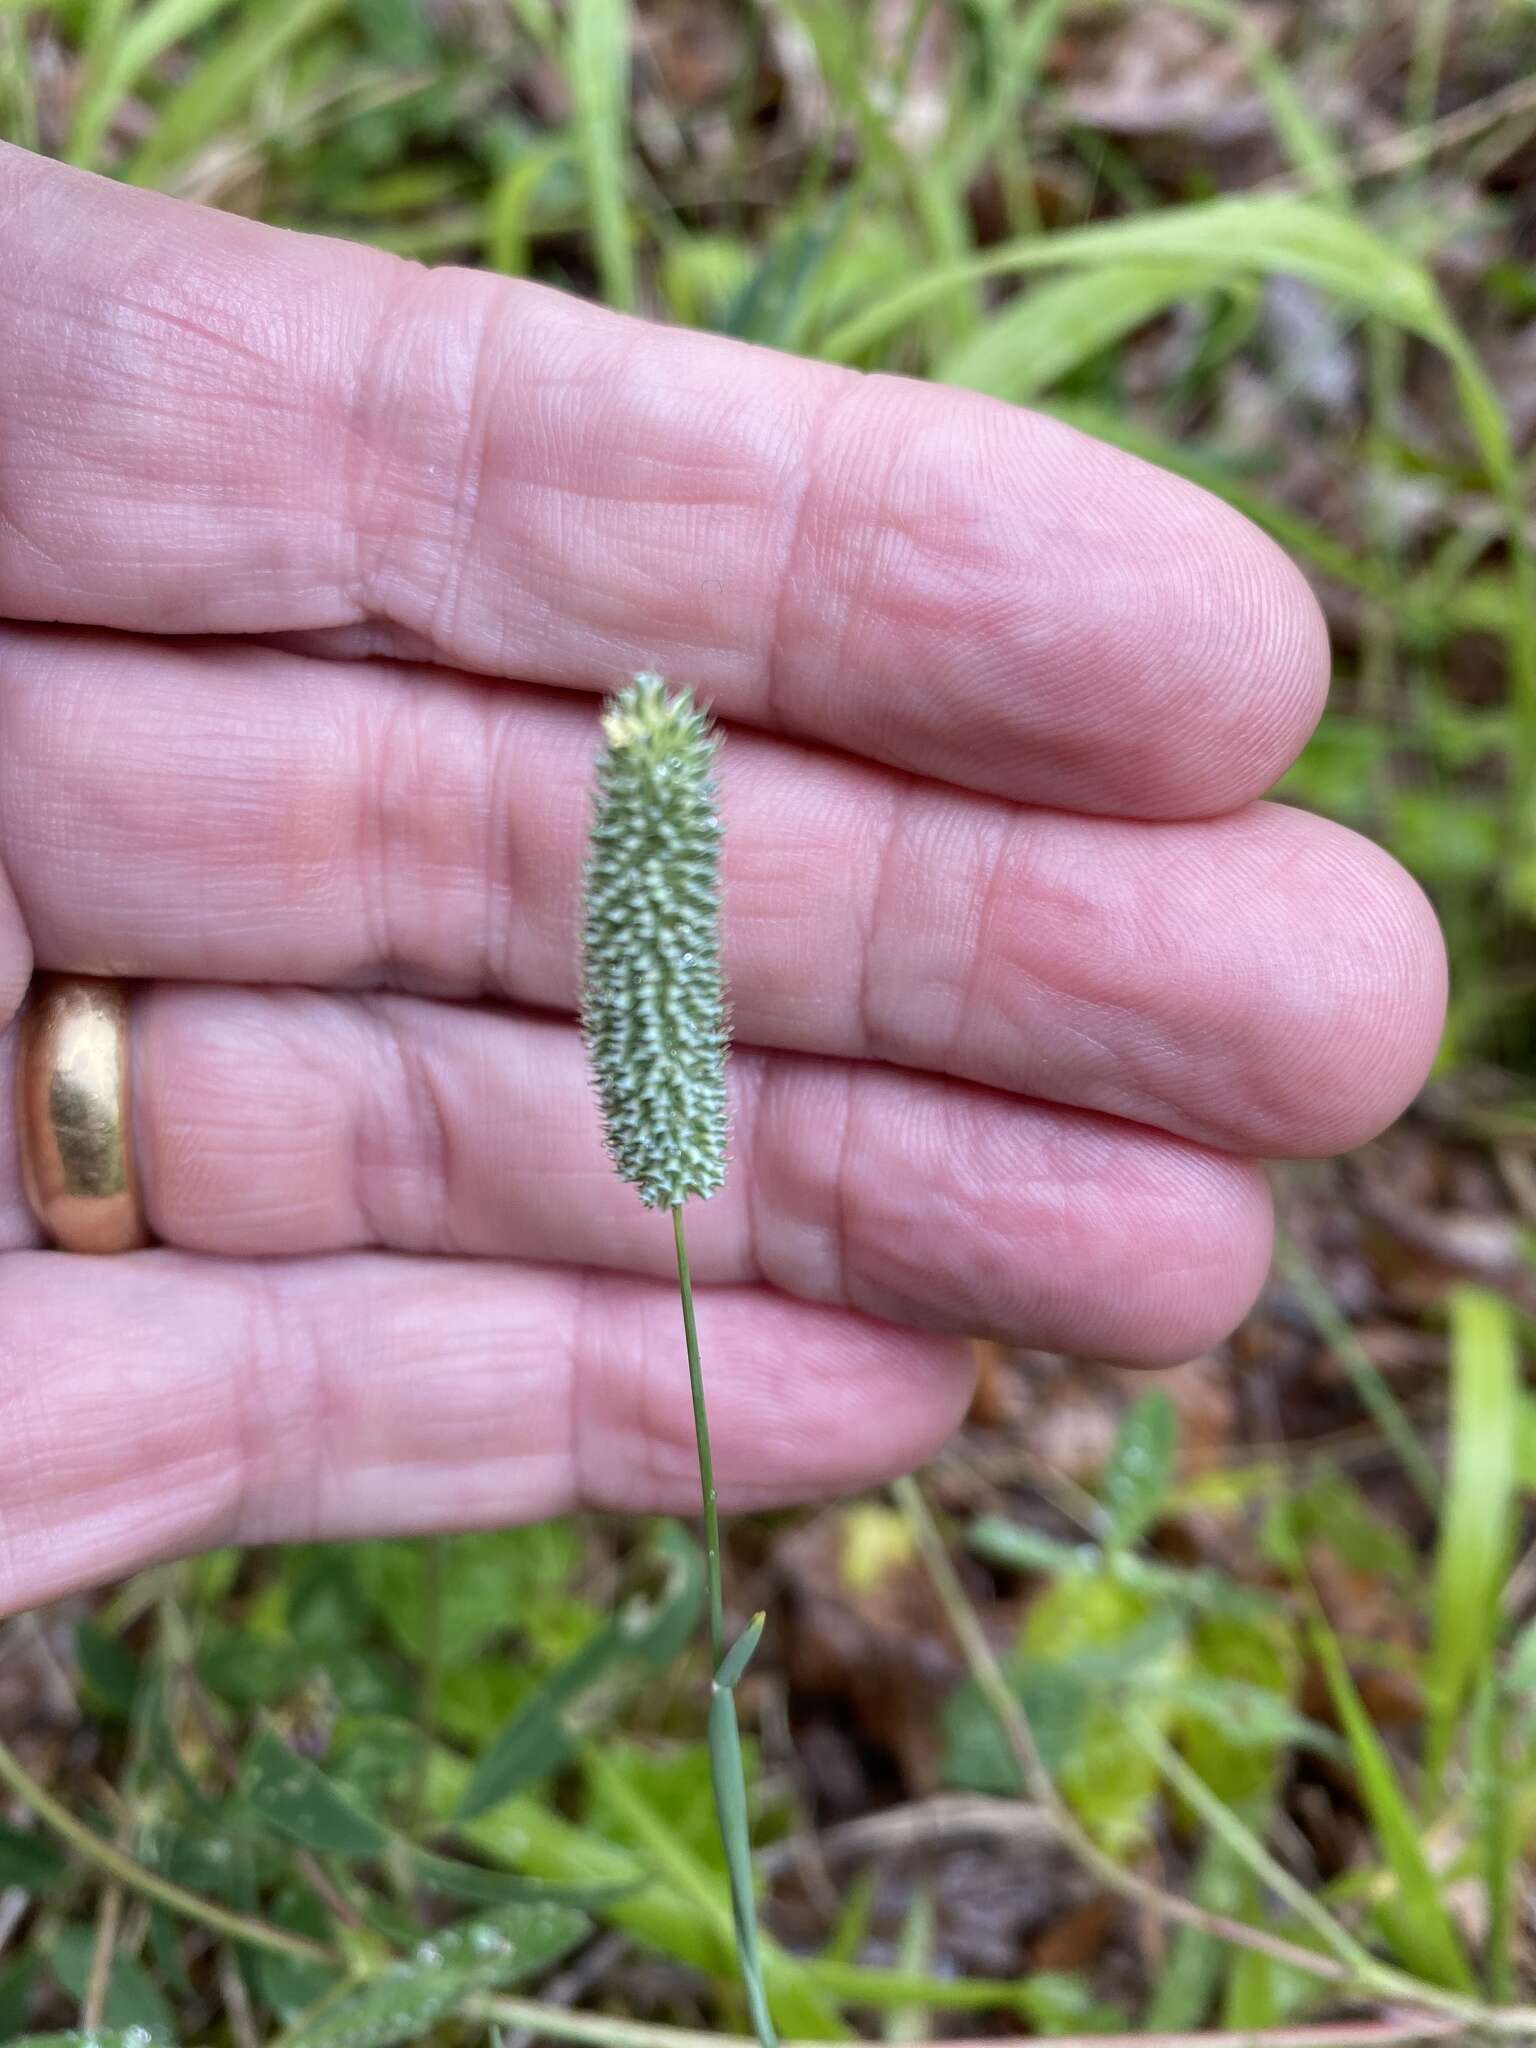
[16,975,148,1254]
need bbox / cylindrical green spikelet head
[582,673,729,1210]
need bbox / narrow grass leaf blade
[716,1611,766,1692]
[824,196,1452,364]
[1471,1671,1516,2000]
[1308,1615,1476,1990]
[1133,1718,1374,1978]
[709,1684,778,2046]
[1427,1286,1519,1787]
[454,1618,632,1821]
[580,1746,845,2038]
[1168,0,1345,194]
[567,0,633,310]
[124,0,345,185]
[1277,1240,1440,1508]
[938,263,1234,402]
[67,0,239,168]
[1143,1834,1246,2030]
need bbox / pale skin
[0,142,1447,1616]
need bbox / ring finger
[2,983,1272,1364]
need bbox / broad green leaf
[251,1883,339,2021]
[1099,1392,1178,1551]
[48,1927,176,2043]
[353,1523,585,1666]
[1427,1287,1520,1788]
[278,1903,588,2048]
[1176,1610,1303,1796]
[453,1618,639,1820]
[1019,1573,1177,1854]
[820,192,1519,523]
[455,1525,702,1820]
[75,1619,141,1719]
[198,1630,310,1708]
[1309,1615,1475,1990]
[967,1516,1279,1621]
[10,2038,167,2047]
[241,1726,390,1857]
[0,1820,63,1887]
[409,1845,634,1911]
[0,1957,36,2041]
[941,1662,1089,1794]
[826,196,1447,359]
[938,262,1234,402]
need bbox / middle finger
[0,624,1443,1156]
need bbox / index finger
[0,143,1327,817]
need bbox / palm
[0,140,1444,1614]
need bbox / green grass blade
[1133,1718,1376,1979]
[1471,1670,1516,2000]
[937,262,1237,403]
[483,138,570,276]
[708,1682,778,2047]
[580,1745,844,2039]
[0,8,38,153]
[1277,1238,1440,1510]
[1426,1286,1519,1792]
[1308,1613,1476,1991]
[567,0,633,311]
[123,0,345,186]
[67,0,240,169]
[824,194,1454,364]
[1165,0,1346,196]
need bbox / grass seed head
[581,672,729,1209]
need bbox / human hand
[0,142,1445,1613]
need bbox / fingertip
[1095,1151,1275,1368]
[1256,815,1449,1157]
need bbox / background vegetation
[3,1,1536,2042]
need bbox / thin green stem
[673,1201,725,1665]
[409,1532,447,1832]
[672,1200,777,2048]
[469,1993,1512,2047]
[0,1733,337,1969]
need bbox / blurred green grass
[5,2,1536,2042]
[7,0,1535,1067]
